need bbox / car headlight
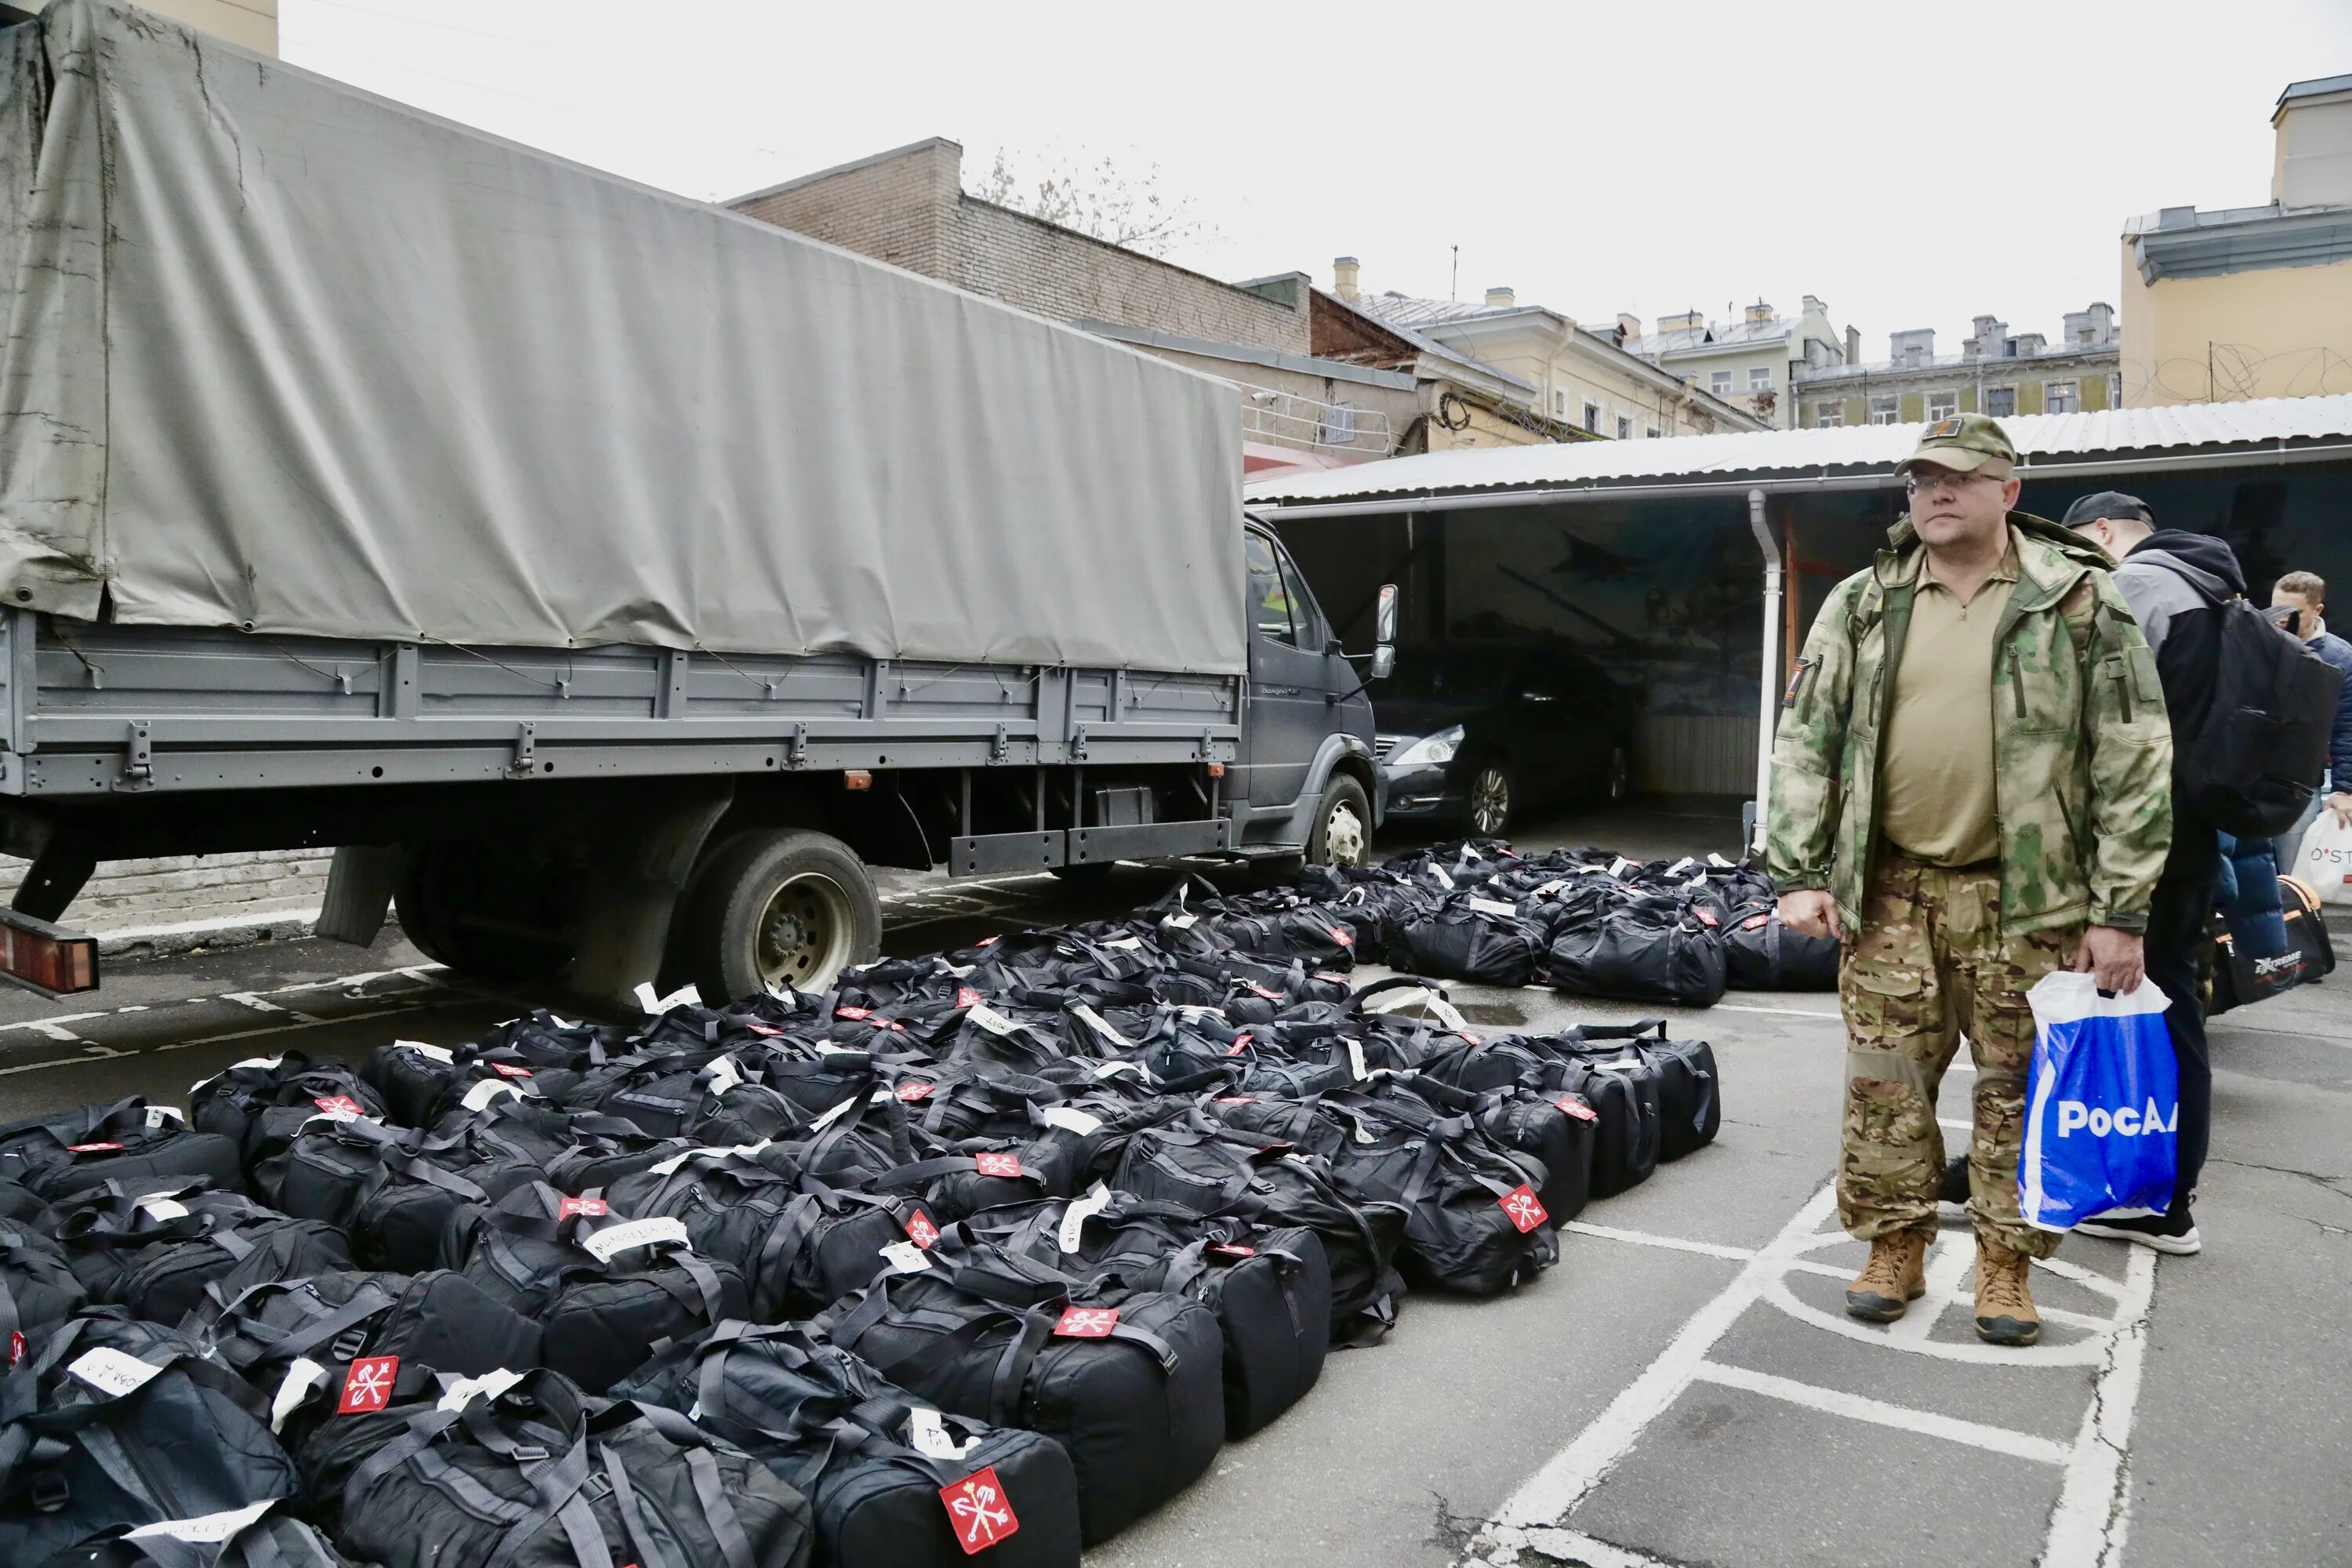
[1390,725,1462,768]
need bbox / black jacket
[2111,529,2247,752]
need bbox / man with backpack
[2264,570,2352,874]
[1768,416,2172,1347]
[2059,492,2249,1254]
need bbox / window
[1244,532,1298,647]
[2045,379,2078,414]
[1927,390,1958,421]
[1616,415,1632,440]
[1868,395,1900,425]
[1815,403,1842,427]
[1749,367,1772,391]
[1710,370,1733,395]
[1583,401,1600,433]
[1554,390,1566,416]
[1276,550,1323,648]
[1645,426,1661,439]
[1984,385,2016,417]
[2109,371,2123,408]
[1320,401,1358,445]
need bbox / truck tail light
[0,909,99,998]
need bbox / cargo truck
[0,2,1393,1006]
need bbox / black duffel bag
[0,1220,89,1354]
[334,1367,815,1568]
[614,1320,1083,1568]
[188,1267,541,1384]
[1321,1100,1557,1298]
[0,1315,299,1564]
[54,1184,351,1326]
[260,1118,540,1273]
[818,1235,1224,1544]
[1722,901,1839,990]
[32,1497,361,1568]
[438,1182,748,1393]
[1388,898,1545,987]
[1572,1021,1720,1163]
[0,1102,241,1202]
[188,1053,390,1181]
[1546,894,1728,1007]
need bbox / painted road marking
[1713,1002,1842,1021]
[1465,1185,2158,1568]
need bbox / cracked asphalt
[0,802,2343,1566]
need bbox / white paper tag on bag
[1091,1058,1146,1082]
[1608,856,1633,877]
[702,1055,743,1095]
[137,1196,190,1222]
[460,1079,521,1112]
[1163,912,1198,931]
[1708,852,1736,869]
[966,1001,1021,1037]
[437,1367,526,1413]
[1346,1040,1370,1081]
[1040,1105,1105,1137]
[143,1105,183,1129]
[395,1040,456,1063]
[1069,1003,1134,1050]
[1430,865,1456,890]
[1532,878,1570,898]
[270,1359,326,1432]
[633,982,703,1014]
[126,1501,274,1545]
[69,1347,162,1399]
[878,1240,933,1275]
[578,1216,688,1263]
[1102,935,1144,952]
[1058,1184,1114,1252]
[906,1406,974,1461]
[1467,896,1517,918]
[1666,857,1696,877]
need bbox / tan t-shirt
[1878,550,2018,866]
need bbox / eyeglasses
[1904,469,2003,496]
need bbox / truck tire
[675,828,882,1003]
[392,843,570,984]
[1306,775,1372,868]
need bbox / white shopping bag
[2290,810,2352,906]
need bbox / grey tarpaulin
[0,1,1247,673]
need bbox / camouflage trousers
[1838,851,2078,1258]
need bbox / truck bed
[0,614,1240,797]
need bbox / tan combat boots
[1973,1239,2041,1345]
[1843,1230,1929,1322]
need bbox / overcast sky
[279,0,2352,359]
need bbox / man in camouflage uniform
[1766,415,2172,1345]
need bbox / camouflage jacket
[1766,512,2172,937]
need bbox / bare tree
[969,148,1207,258]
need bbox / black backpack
[332,1367,815,1568]
[2179,593,2343,836]
[613,1321,1084,1568]
[0,1316,299,1563]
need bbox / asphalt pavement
[1,804,2344,1567]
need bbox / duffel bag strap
[598,1444,677,1568]
[266,1281,397,1362]
[1573,1019,1668,1043]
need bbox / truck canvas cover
[0,1,1246,673]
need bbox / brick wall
[0,850,329,944]
[731,139,1309,356]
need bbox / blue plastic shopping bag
[2019,972,2179,1231]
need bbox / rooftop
[1244,391,2352,509]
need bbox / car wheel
[1602,742,1633,806]
[1308,775,1372,868]
[1467,760,1513,838]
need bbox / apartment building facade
[1794,306,2123,427]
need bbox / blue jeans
[2271,771,2330,879]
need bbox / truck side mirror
[1371,645,1396,681]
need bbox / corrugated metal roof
[1245,392,2352,508]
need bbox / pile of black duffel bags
[1294,839,1839,1007]
[0,869,1722,1568]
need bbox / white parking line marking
[1690,1361,2072,1465]
[220,992,319,1022]
[1472,1186,2161,1568]
[1713,1002,1842,1021]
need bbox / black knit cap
[2060,491,2153,527]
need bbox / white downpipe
[1748,488,1780,857]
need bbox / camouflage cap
[1895,412,2017,476]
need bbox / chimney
[1660,309,1706,336]
[1844,325,1861,364]
[1890,328,1935,368]
[2274,75,2352,209]
[1801,294,1828,316]
[1332,256,1360,303]
[1485,286,1515,308]
[1745,300,1774,326]
[1617,312,1642,341]
[1964,315,2006,360]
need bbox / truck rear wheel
[1307,775,1372,868]
[676,828,882,1002]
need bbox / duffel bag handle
[1572,1019,1668,1043]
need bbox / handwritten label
[1467,896,1518,918]
[460,1079,522,1112]
[1057,1184,1112,1252]
[125,1501,274,1545]
[578,1216,688,1263]
[68,1347,162,1399]
[879,1240,934,1275]
[965,1003,1020,1037]
[1040,1105,1104,1136]
[437,1367,525,1412]
[394,1040,455,1063]
[1069,1003,1134,1050]
[907,1406,974,1461]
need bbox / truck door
[1239,528,1334,812]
